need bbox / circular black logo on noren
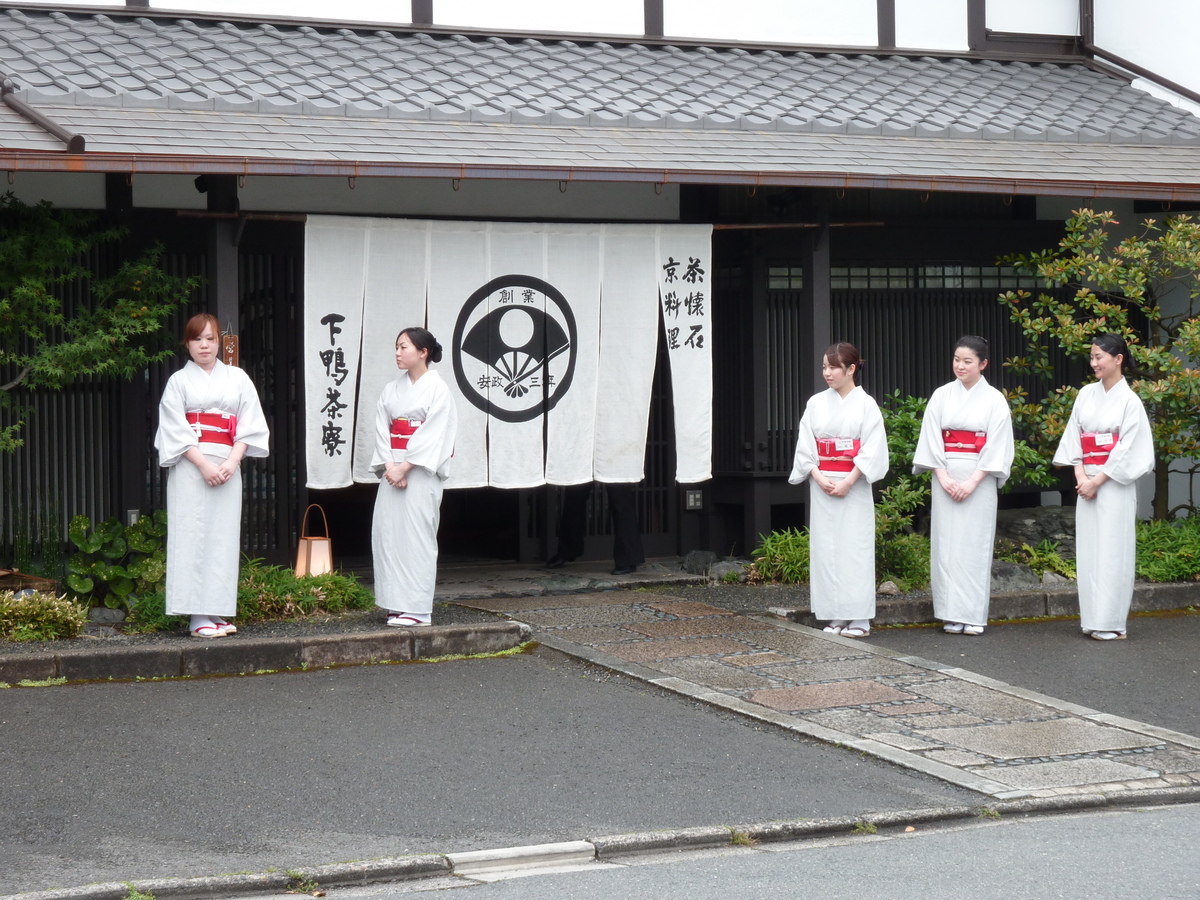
[452,275,577,423]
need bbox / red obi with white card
[943,429,987,454]
[816,437,861,472]
[186,411,237,446]
[1081,430,1119,465]
[390,417,423,450]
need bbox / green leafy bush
[751,528,809,583]
[876,533,931,592]
[1136,517,1200,582]
[0,590,88,641]
[66,511,167,610]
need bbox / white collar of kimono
[185,358,226,377]
[955,373,989,393]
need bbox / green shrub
[124,590,187,634]
[752,528,810,583]
[66,510,167,611]
[0,590,88,641]
[237,558,375,623]
[876,532,931,592]
[1136,517,1200,583]
[994,538,1076,580]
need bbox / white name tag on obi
[1096,432,1114,446]
[834,438,855,452]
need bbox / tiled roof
[1,6,1199,145]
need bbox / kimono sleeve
[912,388,947,474]
[788,401,819,485]
[233,369,270,459]
[976,387,1015,486]
[154,373,198,468]
[1052,389,1085,468]
[853,394,889,484]
[1103,390,1155,484]
[404,379,458,478]
[369,386,394,477]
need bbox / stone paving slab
[537,625,634,646]
[904,679,1059,721]
[916,718,1160,759]
[722,651,792,667]
[750,680,917,711]
[768,657,918,683]
[600,637,758,663]
[654,658,775,691]
[624,618,775,639]
[643,601,739,617]
[516,605,660,627]
[484,590,1200,799]
[971,758,1161,790]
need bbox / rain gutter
[3,151,1200,204]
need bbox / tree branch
[0,363,32,393]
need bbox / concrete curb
[786,581,1200,627]
[0,622,533,686]
[9,789,1200,900]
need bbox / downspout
[1,77,86,153]
[1081,44,1200,108]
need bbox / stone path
[457,592,1200,800]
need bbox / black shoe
[610,565,636,576]
[546,555,572,569]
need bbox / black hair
[396,326,443,364]
[954,335,989,361]
[823,342,863,384]
[1091,332,1133,374]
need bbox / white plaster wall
[664,0,876,46]
[1094,0,1200,97]
[5,172,106,209]
[895,0,969,51]
[987,0,1078,35]
[235,176,679,220]
[435,0,643,34]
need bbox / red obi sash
[1081,430,1119,465]
[390,417,423,450]
[187,411,236,446]
[943,429,987,454]
[816,437,861,472]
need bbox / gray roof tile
[1,6,1197,146]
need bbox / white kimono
[1053,379,1154,633]
[789,386,889,621]
[913,377,1014,626]
[155,360,270,617]
[370,369,458,615]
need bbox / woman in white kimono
[1052,333,1154,640]
[371,327,458,626]
[913,336,1014,636]
[789,343,889,638]
[155,313,270,638]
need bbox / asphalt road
[869,609,1200,737]
[323,803,1200,900]
[0,647,980,895]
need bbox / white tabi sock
[189,614,217,632]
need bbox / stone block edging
[0,622,532,686]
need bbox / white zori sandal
[387,613,430,627]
